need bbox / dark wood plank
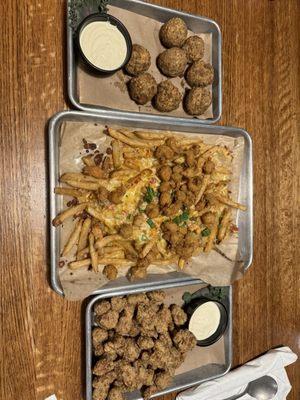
[0,1,299,399]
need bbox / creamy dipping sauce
[189,301,221,341]
[80,21,128,71]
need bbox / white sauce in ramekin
[189,301,221,340]
[80,21,127,71]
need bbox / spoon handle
[220,390,246,400]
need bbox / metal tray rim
[85,283,232,400]
[66,0,222,125]
[48,110,253,297]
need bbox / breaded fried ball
[157,48,187,77]
[93,358,115,377]
[173,330,197,353]
[103,264,118,281]
[92,327,109,345]
[125,44,151,76]
[154,80,182,112]
[128,73,157,105]
[154,370,172,389]
[107,387,124,400]
[186,60,214,87]
[96,310,119,330]
[111,296,127,312]
[184,87,212,116]
[170,304,187,326]
[94,300,111,316]
[182,36,205,63]
[160,17,188,48]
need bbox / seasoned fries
[53,127,246,280]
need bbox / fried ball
[203,159,215,174]
[93,358,115,377]
[111,296,127,312]
[103,264,118,281]
[170,304,187,326]
[154,370,172,389]
[159,17,188,48]
[128,73,157,105]
[158,165,172,181]
[134,361,155,387]
[166,137,180,153]
[103,341,118,360]
[112,335,126,357]
[155,144,174,161]
[156,305,173,333]
[157,48,187,77]
[97,310,119,330]
[173,330,197,353]
[93,384,110,400]
[137,303,156,332]
[107,387,124,400]
[182,35,205,63]
[94,300,111,316]
[127,320,141,337]
[93,327,109,345]
[184,87,212,116]
[128,265,148,281]
[137,336,155,350]
[186,60,214,87]
[125,44,151,76]
[119,223,133,239]
[154,80,182,112]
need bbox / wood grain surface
[0,0,299,399]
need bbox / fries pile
[53,127,246,281]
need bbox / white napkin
[177,347,298,400]
[44,396,57,400]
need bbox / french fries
[62,219,83,256]
[54,126,247,279]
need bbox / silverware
[222,376,278,400]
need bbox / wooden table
[1,0,299,399]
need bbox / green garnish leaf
[144,187,156,203]
[146,218,155,228]
[201,227,211,237]
[209,287,227,301]
[173,210,189,225]
[182,292,192,304]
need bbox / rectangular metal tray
[85,282,232,399]
[48,110,253,297]
[67,0,222,124]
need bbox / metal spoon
[221,376,278,400]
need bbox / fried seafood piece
[125,44,151,76]
[137,336,155,350]
[155,305,174,333]
[147,290,166,303]
[93,327,109,345]
[94,343,104,357]
[134,360,155,387]
[157,48,187,77]
[103,264,118,280]
[94,300,111,316]
[93,371,117,388]
[120,363,138,389]
[107,387,124,400]
[155,144,174,161]
[111,296,127,312]
[170,304,187,326]
[154,370,172,389]
[93,384,110,400]
[115,304,135,335]
[159,17,188,48]
[127,320,141,337]
[136,303,157,332]
[96,310,119,330]
[184,87,212,116]
[182,35,205,63]
[173,330,197,353]
[123,338,140,362]
[103,340,118,360]
[128,73,158,105]
[93,358,115,377]
[142,385,158,400]
[127,293,150,305]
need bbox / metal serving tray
[85,282,232,400]
[49,110,253,297]
[67,0,222,124]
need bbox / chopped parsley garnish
[173,210,189,225]
[144,187,156,203]
[201,227,211,237]
[146,218,156,228]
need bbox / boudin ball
[128,73,158,105]
[160,17,188,48]
[125,44,151,76]
[182,36,205,63]
[184,87,212,116]
[157,48,188,77]
[154,80,182,112]
[186,60,214,87]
